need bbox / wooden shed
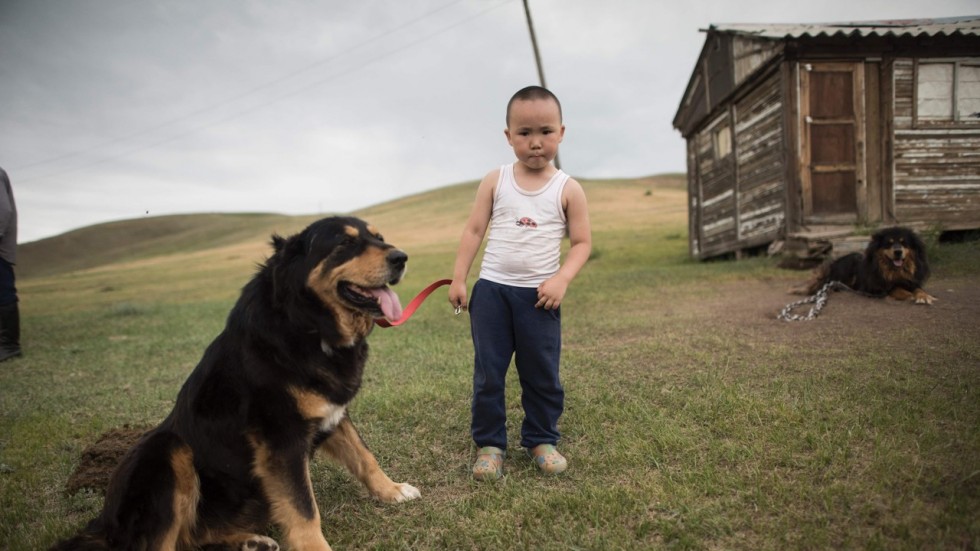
[672,16,980,261]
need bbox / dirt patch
[611,270,980,380]
[736,274,977,332]
[66,425,147,495]
[667,273,980,355]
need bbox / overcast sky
[2,0,976,243]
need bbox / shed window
[916,58,980,125]
[713,124,732,159]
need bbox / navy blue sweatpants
[469,279,564,450]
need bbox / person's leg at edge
[0,259,20,362]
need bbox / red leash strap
[375,278,453,328]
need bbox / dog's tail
[788,264,830,295]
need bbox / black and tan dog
[793,226,935,305]
[51,216,418,551]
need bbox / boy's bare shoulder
[477,167,501,193]
[482,167,502,182]
[563,176,587,198]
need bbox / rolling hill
[19,174,687,280]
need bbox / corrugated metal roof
[705,16,980,40]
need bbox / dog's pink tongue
[370,287,403,321]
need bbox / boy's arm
[449,171,497,311]
[536,178,591,309]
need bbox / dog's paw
[242,536,280,551]
[396,482,421,502]
[912,288,937,305]
[377,482,420,503]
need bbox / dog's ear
[270,233,307,260]
[871,230,888,249]
[268,233,308,303]
[271,234,287,253]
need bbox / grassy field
[2,175,979,550]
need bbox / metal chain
[777,281,849,322]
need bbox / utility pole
[522,0,560,170]
[523,0,547,90]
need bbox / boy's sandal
[528,444,567,474]
[472,446,505,480]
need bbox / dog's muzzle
[387,249,407,285]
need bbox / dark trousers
[0,259,15,306]
[469,279,563,449]
[0,258,19,358]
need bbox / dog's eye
[374,234,385,243]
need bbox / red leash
[375,279,453,328]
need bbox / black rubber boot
[0,302,21,362]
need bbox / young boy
[449,86,591,480]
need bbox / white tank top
[479,163,569,287]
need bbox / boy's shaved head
[506,85,562,126]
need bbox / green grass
[2,177,979,549]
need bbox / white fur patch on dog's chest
[320,404,347,432]
[289,386,348,430]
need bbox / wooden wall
[689,69,787,258]
[733,71,786,243]
[693,113,737,257]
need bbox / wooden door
[800,62,866,223]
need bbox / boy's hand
[536,275,569,310]
[448,280,468,312]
